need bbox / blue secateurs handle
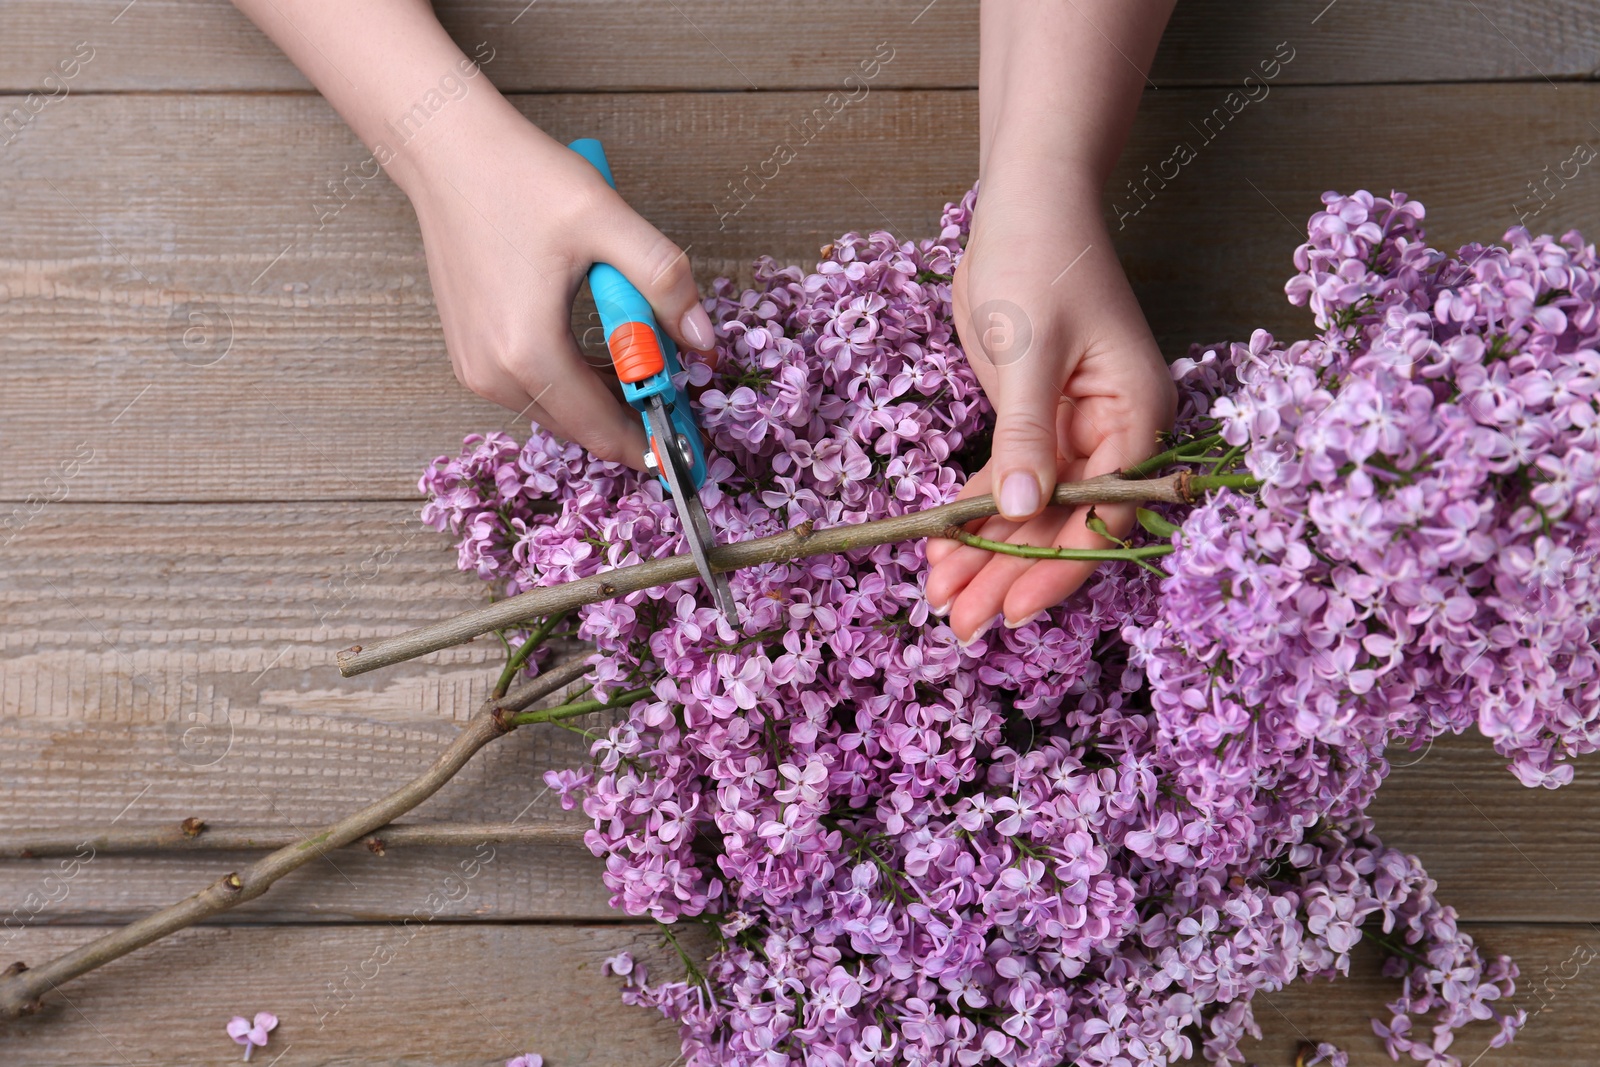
[568,137,709,492]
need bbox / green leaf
[1136,508,1182,539]
[1084,507,1128,547]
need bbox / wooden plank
[1,0,1594,92]
[1246,923,1600,1067]
[0,89,970,504]
[2,85,1598,503]
[5,502,1600,924]
[0,922,1592,1065]
[1369,734,1597,923]
[0,923,685,1066]
[0,500,627,921]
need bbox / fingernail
[998,471,1040,520]
[928,596,951,617]
[957,618,995,650]
[1004,611,1042,630]
[680,306,715,351]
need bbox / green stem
[505,684,655,728]
[1187,473,1260,492]
[1122,433,1226,479]
[831,822,911,905]
[1364,928,1431,970]
[942,527,1175,563]
[548,719,604,744]
[1205,444,1245,472]
[492,611,568,700]
[656,920,713,992]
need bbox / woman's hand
[228,0,715,471]
[926,0,1179,643]
[925,186,1175,642]
[404,107,714,469]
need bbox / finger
[993,503,1130,626]
[464,378,586,467]
[943,448,1091,641]
[508,333,651,471]
[594,201,717,355]
[974,314,1059,524]
[946,507,1078,642]
[925,469,992,568]
[926,513,1024,615]
[997,437,1148,625]
[451,357,540,421]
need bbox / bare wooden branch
[0,822,585,859]
[338,473,1191,677]
[493,656,593,714]
[0,659,598,1019]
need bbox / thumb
[963,293,1058,521]
[988,381,1060,522]
[596,204,717,354]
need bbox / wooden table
[1,2,1597,1063]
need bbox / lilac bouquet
[420,188,1600,1066]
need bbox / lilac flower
[413,188,1588,1067]
[225,1012,277,1061]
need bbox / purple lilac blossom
[413,189,1600,1066]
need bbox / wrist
[974,147,1105,234]
[379,87,527,200]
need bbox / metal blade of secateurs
[645,398,737,619]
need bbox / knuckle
[452,359,495,398]
[553,171,615,229]
[992,406,1056,449]
[579,432,631,466]
[506,364,554,407]
[640,235,692,296]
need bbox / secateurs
[567,137,736,620]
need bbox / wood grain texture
[1,0,1595,92]
[0,500,631,920]
[0,922,1591,1065]
[4,85,1600,503]
[2,502,1599,925]
[1368,733,1599,923]
[4,5,1600,1057]
[0,923,687,1066]
[1246,923,1600,1067]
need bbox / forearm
[228,0,517,195]
[978,0,1174,201]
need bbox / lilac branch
[338,472,1198,678]
[0,656,597,1020]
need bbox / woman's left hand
[925,184,1176,643]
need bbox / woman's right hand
[403,105,716,470]
[226,0,716,470]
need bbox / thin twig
[338,473,1193,677]
[492,610,568,700]
[0,822,586,859]
[507,685,654,728]
[939,527,1176,562]
[1122,432,1226,478]
[0,658,604,1019]
[492,656,594,714]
